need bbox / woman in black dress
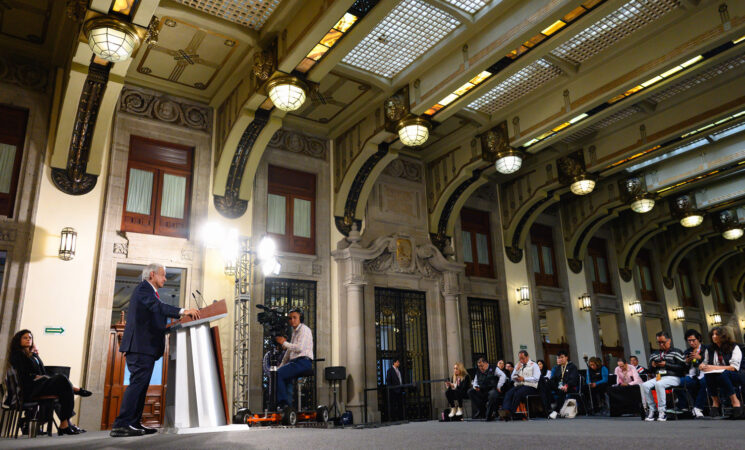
[7,329,91,435]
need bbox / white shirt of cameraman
[279,322,314,367]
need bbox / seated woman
[7,329,91,435]
[444,362,471,418]
[536,359,552,414]
[700,326,745,419]
[585,357,609,414]
[608,357,643,416]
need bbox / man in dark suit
[110,263,199,437]
[385,359,404,421]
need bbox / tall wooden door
[101,312,169,429]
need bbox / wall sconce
[578,293,592,312]
[672,307,685,322]
[59,227,77,261]
[224,259,236,277]
[629,300,643,317]
[710,313,722,326]
[516,286,530,305]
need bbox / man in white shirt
[498,350,540,421]
[274,308,314,409]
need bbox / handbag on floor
[560,399,578,418]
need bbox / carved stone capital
[214,194,248,219]
[51,168,97,195]
[662,276,675,290]
[733,291,742,302]
[505,246,523,264]
[700,284,711,296]
[567,258,583,274]
[619,268,632,282]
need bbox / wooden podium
[164,300,229,433]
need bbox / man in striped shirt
[275,308,314,409]
[642,331,686,422]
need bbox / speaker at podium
[164,298,231,433]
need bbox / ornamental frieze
[119,86,212,133]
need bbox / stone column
[344,278,366,415]
[442,271,463,366]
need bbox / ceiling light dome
[397,116,431,147]
[570,174,596,196]
[84,17,141,63]
[495,149,523,174]
[680,211,704,228]
[630,194,655,213]
[266,76,308,111]
[723,227,744,240]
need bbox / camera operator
[274,308,314,410]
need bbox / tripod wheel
[281,406,297,426]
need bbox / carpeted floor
[1,417,743,449]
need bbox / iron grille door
[263,278,317,410]
[375,287,431,421]
[468,298,502,366]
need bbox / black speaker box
[325,366,346,381]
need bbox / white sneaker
[693,407,704,418]
[549,411,558,419]
[645,410,656,421]
[455,407,463,416]
[657,412,667,422]
[448,409,455,418]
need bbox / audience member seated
[7,329,91,435]
[642,331,686,422]
[445,362,471,418]
[498,351,540,421]
[467,358,499,419]
[546,350,579,419]
[585,357,609,414]
[630,356,648,378]
[496,360,506,372]
[608,357,643,417]
[680,329,708,418]
[502,361,515,393]
[536,359,551,416]
[700,326,745,419]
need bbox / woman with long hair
[585,356,609,414]
[444,362,471,418]
[700,326,744,419]
[7,329,91,435]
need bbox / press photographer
[272,307,314,410]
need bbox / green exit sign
[44,327,65,335]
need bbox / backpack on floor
[560,399,578,419]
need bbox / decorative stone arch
[428,161,492,252]
[566,210,621,272]
[616,220,673,281]
[212,109,283,218]
[733,261,745,300]
[700,247,745,293]
[661,230,717,288]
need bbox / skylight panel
[551,0,678,65]
[342,0,460,78]
[173,0,282,30]
[442,0,488,14]
[625,138,708,173]
[467,59,562,114]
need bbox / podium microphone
[191,292,199,310]
[195,289,207,308]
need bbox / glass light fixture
[257,236,277,261]
[630,194,655,213]
[629,300,643,317]
[224,259,236,277]
[59,227,77,261]
[578,293,592,312]
[570,174,596,196]
[266,76,308,111]
[723,227,744,240]
[710,313,722,326]
[680,211,704,228]
[672,307,685,321]
[397,116,431,147]
[84,17,141,62]
[516,285,530,305]
[495,149,523,174]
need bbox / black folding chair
[567,374,591,416]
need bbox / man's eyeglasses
[686,338,698,342]
[656,340,667,345]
